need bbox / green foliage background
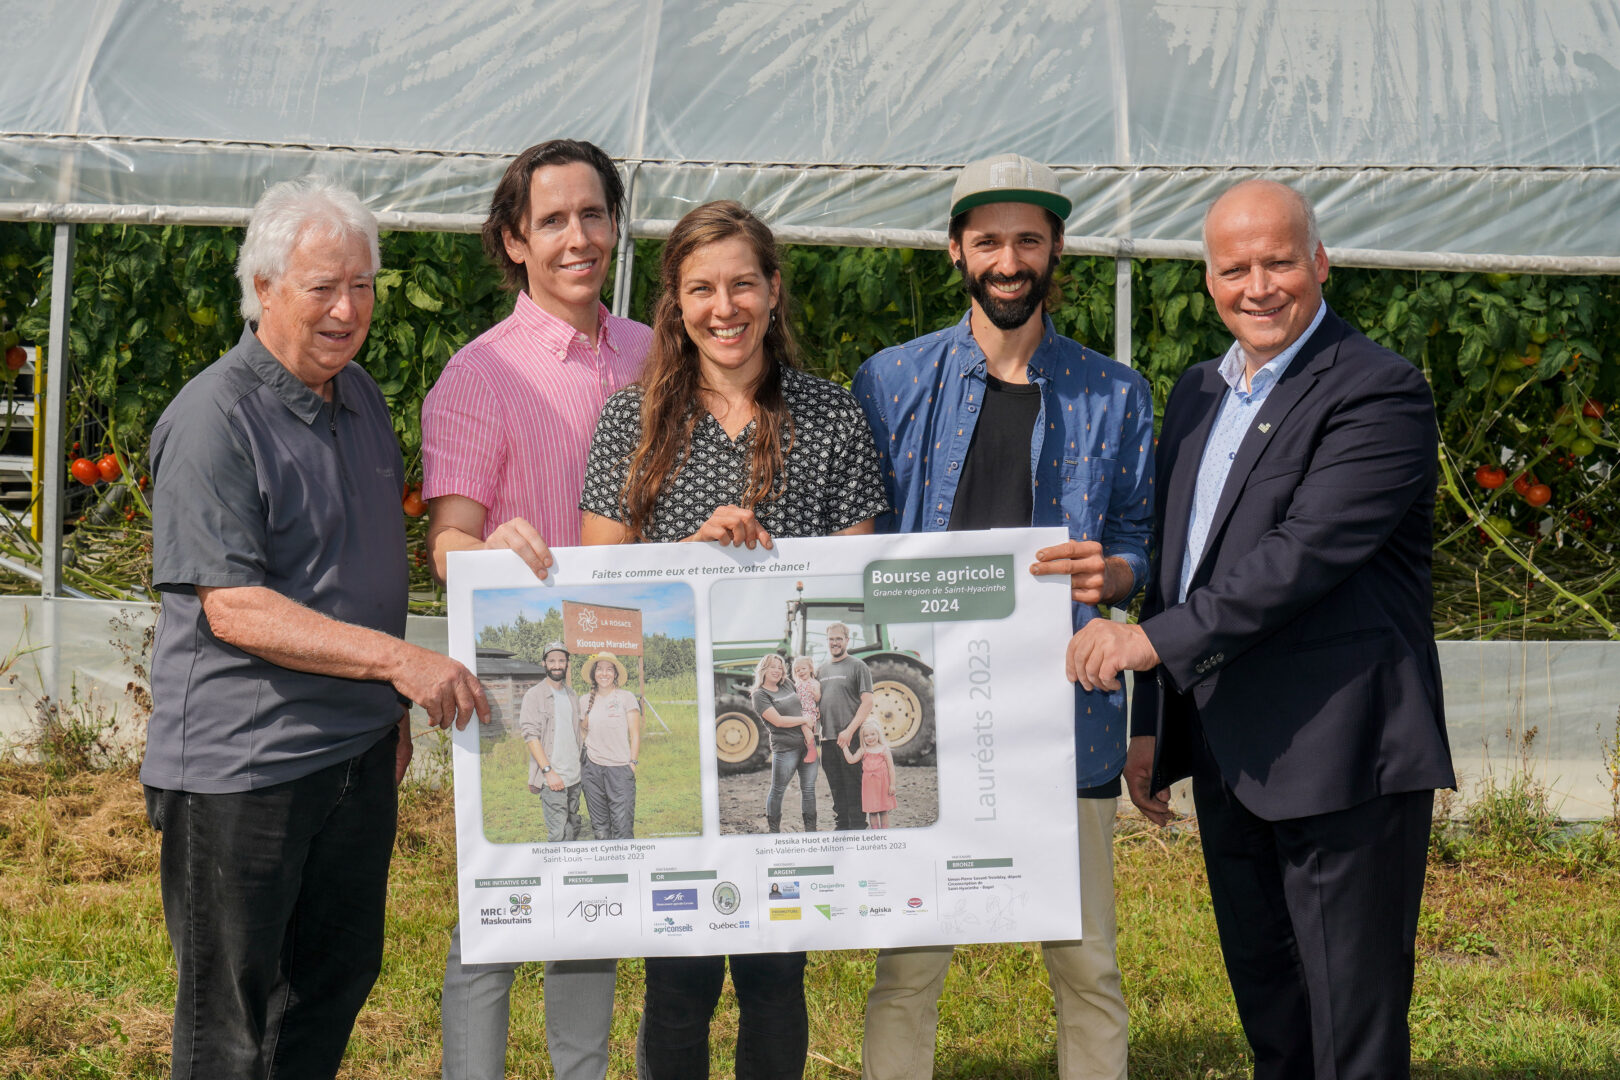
[478,607,697,688]
[1,221,1616,635]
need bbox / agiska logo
[510,893,532,916]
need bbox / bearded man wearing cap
[517,642,588,841]
[852,154,1152,1079]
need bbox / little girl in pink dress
[842,719,897,828]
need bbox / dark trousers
[638,952,809,1079]
[819,738,866,830]
[1191,741,1433,1080]
[144,727,399,1080]
[581,757,637,839]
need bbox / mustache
[982,271,1038,287]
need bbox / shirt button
[1228,452,1235,460]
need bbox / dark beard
[962,257,1055,331]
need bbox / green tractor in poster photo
[711,583,935,774]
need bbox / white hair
[237,175,381,322]
[1201,179,1321,268]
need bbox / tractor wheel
[866,657,935,765]
[714,693,771,774]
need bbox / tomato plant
[70,457,99,485]
[97,453,121,481]
[1475,465,1507,489]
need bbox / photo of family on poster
[710,575,940,834]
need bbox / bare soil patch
[718,763,938,833]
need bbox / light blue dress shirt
[1178,301,1327,602]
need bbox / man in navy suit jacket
[1068,179,1455,1079]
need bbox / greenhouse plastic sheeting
[2,0,1619,265]
[0,598,1613,818]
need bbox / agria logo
[568,898,624,923]
[510,893,532,916]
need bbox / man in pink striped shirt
[422,139,650,1080]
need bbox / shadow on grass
[931,1032,1620,1080]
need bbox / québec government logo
[510,893,532,916]
[568,898,624,923]
[712,881,741,915]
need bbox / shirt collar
[1216,299,1327,396]
[512,290,616,360]
[950,311,1060,381]
[240,324,356,424]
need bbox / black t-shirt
[947,375,1041,531]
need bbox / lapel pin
[1257,422,1272,433]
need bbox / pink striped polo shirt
[421,291,651,547]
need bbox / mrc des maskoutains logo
[510,893,532,916]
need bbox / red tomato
[97,453,121,482]
[1524,483,1552,508]
[1583,398,1606,420]
[1474,465,1507,489]
[70,458,100,485]
[1512,472,1536,497]
[401,485,427,517]
[4,345,25,370]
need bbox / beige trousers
[862,796,1127,1080]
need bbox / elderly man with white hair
[141,175,487,1080]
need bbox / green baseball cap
[949,153,1071,222]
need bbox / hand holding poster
[447,527,1082,963]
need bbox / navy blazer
[1131,307,1455,820]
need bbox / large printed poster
[448,528,1082,962]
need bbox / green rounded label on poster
[864,555,1016,623]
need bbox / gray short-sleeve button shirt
[141,326,408,793]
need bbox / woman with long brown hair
[580,200,888,1078]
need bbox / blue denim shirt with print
[852,313,1155,789]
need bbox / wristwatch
[540,765,552,775]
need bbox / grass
[477,699,703,843]
[2,763,1618,1079]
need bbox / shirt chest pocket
[1056,456,1115,540]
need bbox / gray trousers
[441,922,617,1080]
[538,780,586,842]
[580,758,636,839]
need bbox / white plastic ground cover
[1,0,1618,267]
[0,597,1613,819]
[0,597,449,774]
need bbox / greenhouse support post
[1111,255,1132,627]
[611,162,640,320]
[41,223,73,601]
